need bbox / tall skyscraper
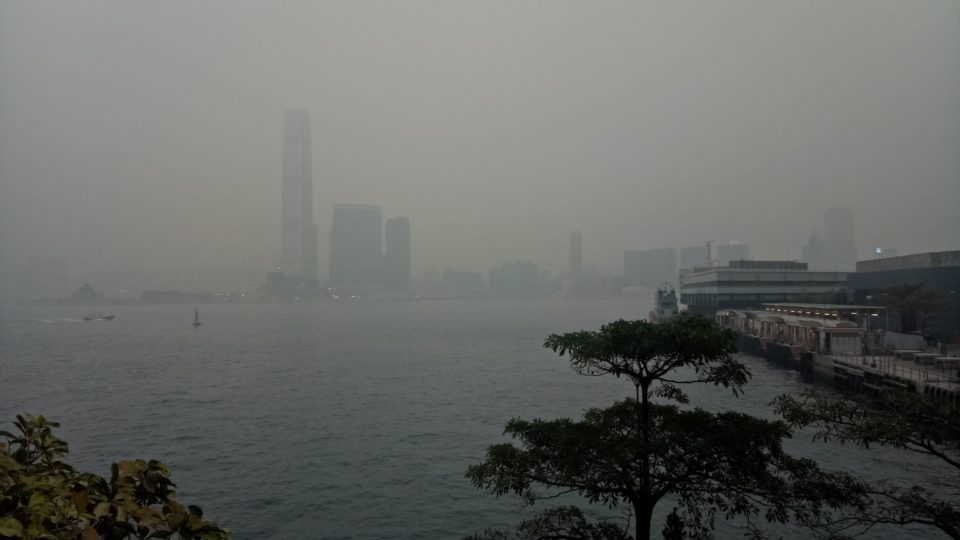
[280,109,317,282]
[569,231,582,279]
[384,217,411,292]
[824,207,855,271]
[330,204,383,290]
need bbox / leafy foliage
[661,509,682,540]
[869,283,946,334]
[463,506,630,540]
[0,414,229,540]
[543,314,747,403]
[468,314,852,540]
[775,389,960,539]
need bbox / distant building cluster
[326,205,411,294]
[264,110,413,298]
[13,108,944,329]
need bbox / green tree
[464,506,630,540]
[661,508,683,540]
[871,283,946,334]
[0,414,229,540]
[467,314,854,540]
[775,389,960,539]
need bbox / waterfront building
[330,204,383,291]
[569,231,583,279]
[848,250,960,342]
[384,217,411,292]
[680,246,709,270]
[624,248,677,288]
[716,303,886,355]
[280,109,318,284]
[715,242,749,266]
[801,231,826,270]
[824,207,856,271]
[679,260,847,315]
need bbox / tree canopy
[869,283,946,334]
[0,414,229,540]
[467,314,854,540]
[775,389,960,539]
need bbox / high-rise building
[824,207,855,272]
[384,217,411,292]
[330,204,383,290]
[801,231,826,270]
[569,231,583,279]
[280,109,317,282]
[716,242,750,266]
[624,248,677,288]
[680,246,709,270]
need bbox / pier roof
[762,303,884,310]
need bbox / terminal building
[848,250,960,343]
[679,260,847,315]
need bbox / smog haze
[1,1,958,295]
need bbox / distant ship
[82,312,115,321]
[648,284,679,323]
[192,307,201,327]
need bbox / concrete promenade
[821,353,960,400]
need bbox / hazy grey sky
[1,1,958,291]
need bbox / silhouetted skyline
[1,2,957,298]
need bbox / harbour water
[0,299,949,539]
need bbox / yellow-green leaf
[93,501,111,518]
[0,516,24,537]
[28,491,47,510]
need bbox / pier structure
[716,303,960,403]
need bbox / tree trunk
[635,499,654,540]
[637,383,652,540]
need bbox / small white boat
[83,312,115,321]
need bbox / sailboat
[192,307,201,327]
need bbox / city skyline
[1,2,958,298]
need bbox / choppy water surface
[0,300,951,538]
